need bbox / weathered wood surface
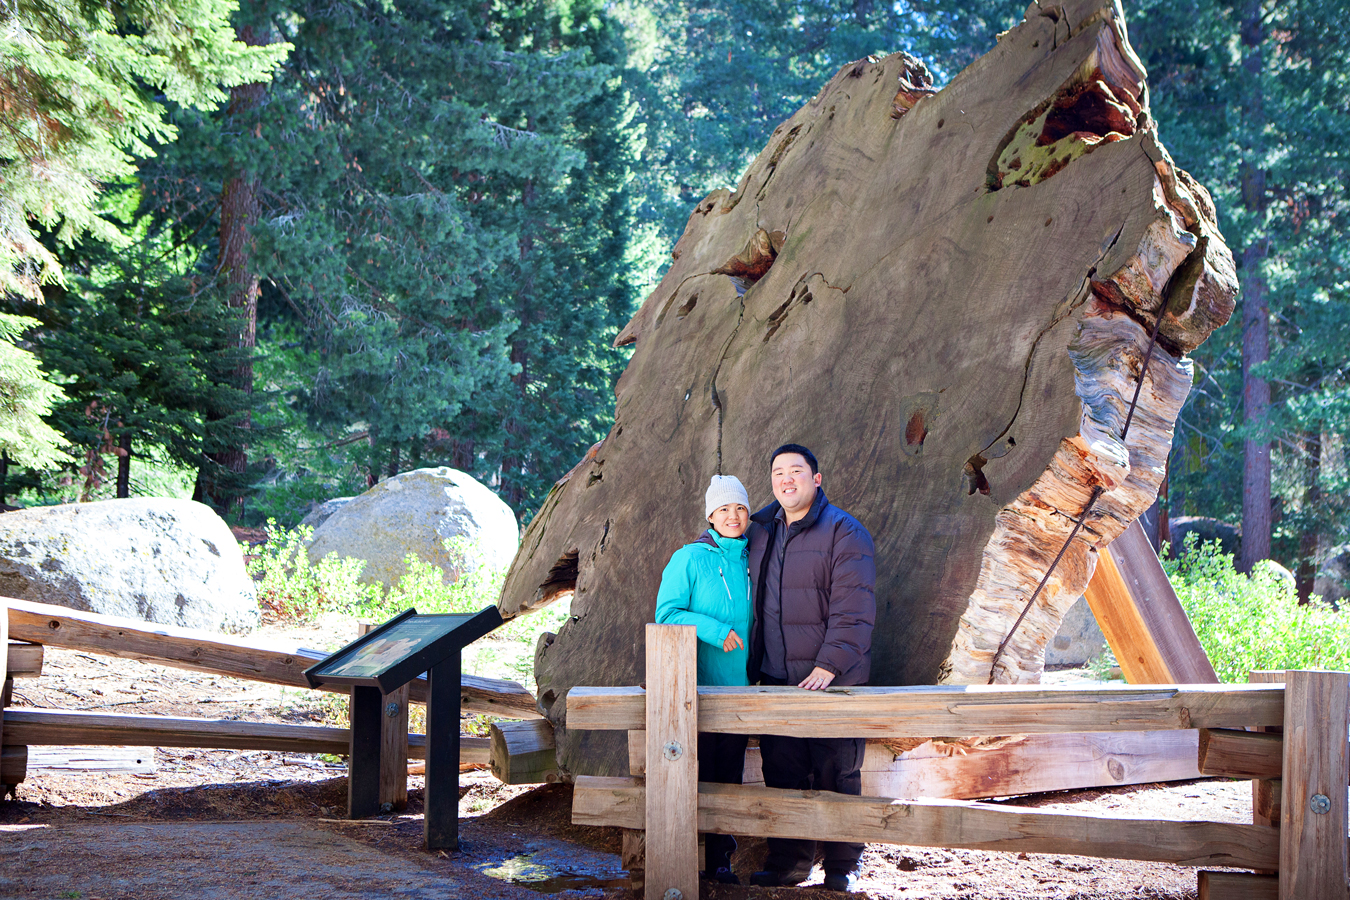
[1,707,439,758]
[501,0,1236,775]
[1248,670,1284,840]
[5,641,42,678]
[572,777,1278,870]
[358,622,410,813]
[1278,670,1349,900]
[0,745,24,784]
[643,625,698,900]
[1197,871,1278,900]
[629,729,1199,798]
[490,718,557,784]
[568,683,1283,737]
[1198,728,1284,780]
[1083,519,1218,684]
[24,745,156,774]
[5,597,539,718]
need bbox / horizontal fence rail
[572,777,1281,870]
[567,683,1286,738]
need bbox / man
[746,443,876,892]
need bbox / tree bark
[203,24,266,513]
[1296,430,1321,604]
[115,434,131,499]
[1238,1,1271,573]
[499,0,1237,777]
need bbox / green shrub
[247,522,378,622]
[1164,535,1350,682]
[247,526,572,685]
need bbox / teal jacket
[654,529,752,686]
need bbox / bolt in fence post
[644,623,698,900]
[1278,669,1349,900]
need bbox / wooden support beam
[5,641,40,678]
[358,622,409,813]
[572,777,1280,871]
[1198,871,1278,900]
[567,683,1284,738]
[643,624,698,900]
[1199,728,1284,780]
[489,718,557,785]
[0,707,447,758]
[4,597,539,719]
[1278,670,1349,900]
[1248,669,1284,868]
[25,745,155,774]
[1,745,24,784]
[1,599,7,758]
[1083,520,1218,684]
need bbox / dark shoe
[701,867,740,885]
[750,869,811,887]
[822,872,855,892]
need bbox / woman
[654,474,754,885]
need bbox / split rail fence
[570,624,1350,900]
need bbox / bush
[1164,535,1350,682]
[246,526,571,684]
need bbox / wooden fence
[570,624,1350,900]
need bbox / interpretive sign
[304,605,505,849]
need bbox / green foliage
[0,0,287,298]
[246,523,373,622]
[1165,535,1350,682]
[0,313,66,469]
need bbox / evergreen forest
[2,0,1348,594]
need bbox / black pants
[698,730,749,872]
[758,680,865,876]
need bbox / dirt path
[1,633,1256,899]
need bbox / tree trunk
[499,0,1237,777]
[115,434,131,499]
[1296,430,1322,604]
[1238,1,1271,573]
[203,25,266,513]
[1158,454,1171,553]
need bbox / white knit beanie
[705,474,750,517]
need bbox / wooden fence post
[358,622,409,812]
[1279,669,1349,900]
[644,623,698,900]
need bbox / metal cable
[986,310,1165,684]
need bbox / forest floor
[0,629,1258,900]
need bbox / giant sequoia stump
[500,0,1237,776]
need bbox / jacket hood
[751,489,829,530]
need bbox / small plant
[1164,534,1350,682]
[246,521,377,623]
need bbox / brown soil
[1,629,1253,898]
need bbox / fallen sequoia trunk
[500,0,1238,776]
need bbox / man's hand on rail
[798,667,835,690]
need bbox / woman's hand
[722,630,743,653]
[798,666,836,690]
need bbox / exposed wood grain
[622,829,645,894]
[869,730,1201,799]
[359,622,409,812]
[5,597,540,718]
[573,777,1279,870]
[5,641,42,678]
[1198,728,1284,780]
[511,0,1237,776]
[490,718,557,784]
[1278,670,1349,900]
[0,745,24,784]
[1083,520,1218,685]
[1,707,442,759]
[567,683,1283,737]
[1197,871,1278,900]
[1248,671,1284,838]
[25,745,155,774]
[644,625,698,900]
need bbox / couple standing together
[654,443,876,892]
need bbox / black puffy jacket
[746,489,876,686]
